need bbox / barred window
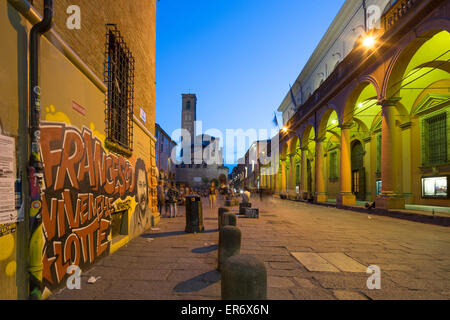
[104,24,135,154]
[376,134,382,173]
[422,113,447,166]
[329,151,338,180]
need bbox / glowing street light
[362,35,376,49]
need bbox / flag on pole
[272,112,279,128]
[290,84,298,110]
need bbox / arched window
[186,101,191,110]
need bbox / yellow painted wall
[0,0,32,300]
[1,1,157,298]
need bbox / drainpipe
[30,0,53,170]
[28,0,53,300]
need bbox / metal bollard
[218,207,229,230]
[218,225,241,271]
[222,212,237,227]
[221,254,267,300]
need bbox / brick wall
[33,0,156,134]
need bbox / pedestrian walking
[167,182,179,218]
[242,187,251,204]
[157,180,165,217]
[164,185,170,217]
[209,181,217,210]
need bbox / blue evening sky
[155,0,345,167]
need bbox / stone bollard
[218,226,241,271]
[222,212,237,228]
[221,254,267,300]
[218,207,229,230]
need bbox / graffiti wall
[39,121,153,291]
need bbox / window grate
[329,151,338,179]
[376,134,382,173]
[422,112,447,166]
[104,24,135,153]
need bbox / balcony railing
[383,0,418,32]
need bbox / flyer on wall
[0,133,17,225]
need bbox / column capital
[400,121,412,130]
[377,97,401,107]
[340,123,353,129]
[363,136,372,143]
[315,136,327,143]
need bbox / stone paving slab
[291,252,340,272]
[50,197,450,300]
[318,253,367,272]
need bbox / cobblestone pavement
[51,197,450,300]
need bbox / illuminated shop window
[421,176,448,199]
[376,180,382,196]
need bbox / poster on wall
[0,134,17,224]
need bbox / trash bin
[185,195,204,233]
[239,202,251,215]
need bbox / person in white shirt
[242,187,251,204]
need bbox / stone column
[288,154,295,199]
[280,158,286,196]
[375,99,405,209]
[400,122,412,203]
[299,147,307,200]
[337,123,356,206]
[363,137,372,201]
[315,137,327,203]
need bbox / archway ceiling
[325,111,340,141]
[400,67,450,114]
[350,83,381,132]
[403,31,450,80]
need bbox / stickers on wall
[140,107,146,124]
[0,134,17,224]
[0,223,16,237]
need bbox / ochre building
[274,0,450,209]
[0,0,158,299]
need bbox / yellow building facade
[0,0,158,299]
[275,0,450,210]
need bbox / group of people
[156,181,180,218]
[156,180,256,218]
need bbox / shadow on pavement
[140,231,186,238]
[173,270,220,293]
[141,229,219,239]
[192,244,218,254]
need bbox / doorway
[351,140,365,201]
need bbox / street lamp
[352,25,377,50]
[362,34,376,49]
